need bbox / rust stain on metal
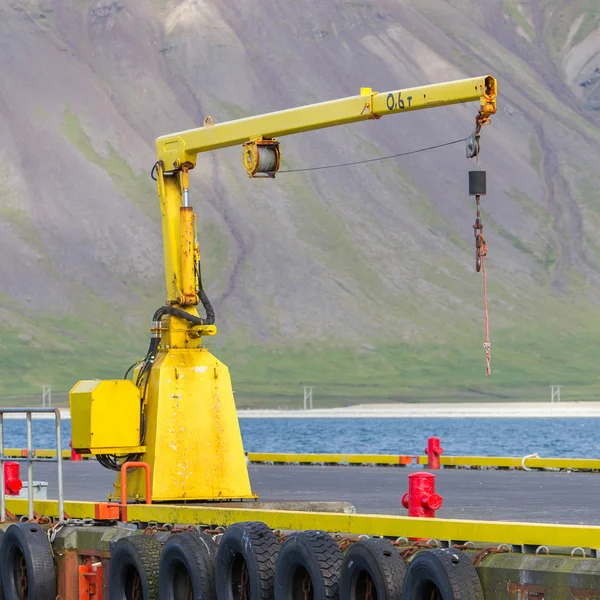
[56,550,80,600]
[507,582,545,599]
[567,589,600,600]
[507,581,600,599]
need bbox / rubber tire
[159,531,218,600]
[402,549,484,600]
[109,534,162,600]
[215,521,280,600]
[340,538,406,600]
[274,530,343,600]
[0,522,56,600]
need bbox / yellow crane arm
[157,75,496,170]
[154,75,496,308]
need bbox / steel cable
[278,138,467,173]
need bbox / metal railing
[0,408,64,522]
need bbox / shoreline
[6,402,600,420]
[238,402,600,418]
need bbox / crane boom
[156,75,496,169]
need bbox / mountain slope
[2,0,600,405]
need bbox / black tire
[159,531,218,600]
[340,538,406,600]
[109,534,162,600]
[402,549,483,600]
[215,521,280,600]
[275,530,343,600]
[0,522,56,600]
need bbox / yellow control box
[69,380,141,454]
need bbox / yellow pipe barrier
[2,449,91,460]
[246,453,414,466]
[5,499,600,550]
[4,449,599,471]
[246,452,600,471]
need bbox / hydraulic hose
[199,289,215,325]
[196,260,215,325]
[153,302,214,326]
[152,257,215,325]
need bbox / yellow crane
[70,75,497,503]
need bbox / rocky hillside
[2,0,600,404]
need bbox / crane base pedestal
[117,345,254,503]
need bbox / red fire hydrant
[70,440,82,461]
[4,462,23,495]
[402,472,443,518]
[425,436,443,469]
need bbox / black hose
[153,303,214,326]
[124,360,142,380]
[199,289,215,325]
[196,259,215,325]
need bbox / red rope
[481,249,491,377]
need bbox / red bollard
[4,461,23,495]
[425,436,444,469]
[70,440,82,461]
[401,472,443,518]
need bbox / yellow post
[118,163,254,502]
[158,167,184,305]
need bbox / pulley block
[242,139,281,178]
[466,133,480,159]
